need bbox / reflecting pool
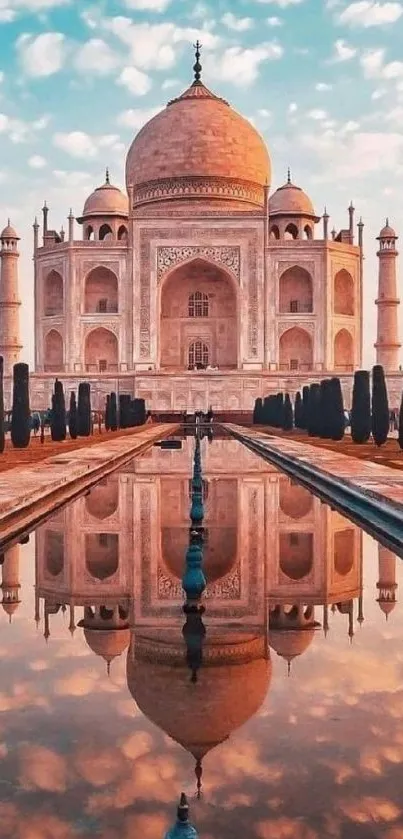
[0,433,402,838]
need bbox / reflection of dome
[127,631,270,760]
[80,171,128,219]
[126,75,271,209]
[2,601,19,617]
[269,628,316,663]
[84,628,130,663]
[269,173,315,217]
[378,599,397,617]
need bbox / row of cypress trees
[294,377,345,441]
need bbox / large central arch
[159,258,238,370]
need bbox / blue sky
[0,0,402,366]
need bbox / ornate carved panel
[157,245,240,283]
[133,176,264,208]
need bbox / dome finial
[386,217,389,227]
[105,167,110,185]
[193,40,202,83]
[195,758,203,798]
[287,167,291,184]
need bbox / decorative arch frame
[83,325,120,372]
[44,327,64,371]
[278,324,314,371]
[44,269,64,316]
[278,264,313,314]
[83,264,119,315]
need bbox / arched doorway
[284,223,299,240]
[85,533,119,580]
[334,329,353,371]
[279,266,313,313]
[188,340,209,369]
[44,329,63,371]
[334,270,354,315]
[279,533,313,580]
[279,327,313,371]
[85,328,118,373]
[44,270,63,316]
[44,531,64,577]
[279,480,313,519]
[159,258,237,369]
[84,266,118,313]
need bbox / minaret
[1,545,21,622]
[375,220,401,371]
[0,222,22,376]
[376,545,397,620]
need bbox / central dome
[126,72,271,210]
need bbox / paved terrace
[225,424,403,553]
[0,423,177,546]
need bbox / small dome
[0,221,19,240]
[269,171,316,217]
[2,601,19,616]
[269,628,316,661]
[378,219,397,239]
[84,627,130,662]
[79,170,128,220]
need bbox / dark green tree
[253,397,263,424]
[77,382,91,436]
[371,365,389,447]
[307,383,320,436]
[11,362,30,448]
[50,379,66,442]
[398,391,403,451]
[110,392,118,431]
[351,370,371,444]
[133,398,146,425]
[0,356,4,454]
[301,385,310,430]
[294,391,302,429]
[329,377,345,441]
[282,393,293,431]
[119,394,131,428]
[105,394,111,431]
[68,391,78,439]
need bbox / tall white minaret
[375,220,401,371]
[0,221,22,376]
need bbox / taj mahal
[0,44,401,411]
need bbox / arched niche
[44,531,64,577]
[44,329,63,371]
[279,533,313,580]
[279,327,313,371]
[334,529,355,576]
[284,223,299,240]
[117,225,128,242]
[269,225,280,240]
[159,258,237,370]
[44,270,63,316]
[84,266,118,313]
[279,480,313,519]
[85,327,118,373]
[334,269,354,315]
[99,223,113,242]
[279,266,313,314]
[162,527,237,584]
[85,225,95,242]
[188,340,209,370]
[85,476,119,520]
[334,328,353,370]
[304,224,313,240]
[85,533,119,580]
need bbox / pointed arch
[85,475,119,520]
[284,222,299,240]
[44,329,63,372]
[117,225,128,242]
[269,224,280,240]
[85,533,119,580]
[44,531,64,577]
[334,269,355,315]
[280,480,313,519]
[279,533,314,580]
[99,223,113,242]
[84,266,118,313]
[279,326,313,371]
[334,328,353,370]
[85,327,118,373]
[279,266,313,313]
[44,269,63,316]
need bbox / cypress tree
[276,393,284,428]
[371,364,389,447]
[253,397,262,424]
[133,398,146,425]
[301,385,310,430]
[0,356,4,454]
[11,362,30,449]
[307,383,320,436]
[68,391,78,439]
[50,379,66,442]
[351,370,371,444]
[330,377,345,441]
[294,391,302,429]
[77,382,91,436]
[105,394,111,431]
[398,391,403,451]
[110,392,118,431]
[282,393,293,431]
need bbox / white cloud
[16,32,67,77]
[258,107,271,117]
[221,12,254,30]
[316,81,332,90]
[117,106,162,131]
[0,112,47,143]
[255,0,303,5]
[161,77,181,89]
[122,0,172,9]
[74,39,120,75]
[331,38,357,61]
[300,127,403,178]
[372,87,386,98]
[117,66,152,95]
[0,72,4,84]
[338,1,403,26]
[288,102,298,113]
[28,155,46,168]
[267,15,283,24]
[360,48,403,81]
[53,131,124,159]
[307,108,328,119]
[0,0,69,20]
[209,43,283,87]
[102,19,221,72]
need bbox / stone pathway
[0,423,177,545]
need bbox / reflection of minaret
[375,220,401,371]
[78,605,130,674]
[164,792,199,838]
[1,545,21,622]
[269,604,320,674]
[377,546,398,620]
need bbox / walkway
[0,423,177,546]
[225,424,403,553]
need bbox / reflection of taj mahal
[0,46,402,409]
[0,437,399,790]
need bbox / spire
[193,40,202,83]
[105,167,110,185]
[287,167,291,184]
[195,758,203,798]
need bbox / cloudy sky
[0,0,402,365]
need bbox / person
[32,413,40,436]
